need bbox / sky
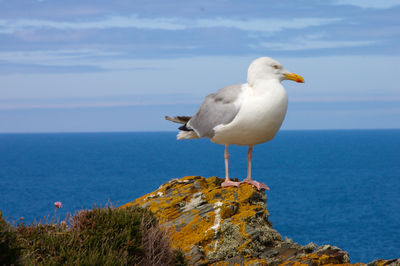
[0,0,400,132]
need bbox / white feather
[177,130,200,140]
[211,79,288,146]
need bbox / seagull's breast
[211,81,288,146]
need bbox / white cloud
[0,49,120,66]
[0,100,191,110]
[195,17,340,33]
[333,0,400,9]
[256,39,377,51]
[0,15,341,34]
[1,54,399,102]
[0,16,185,33]
[291,96,400,103]
[3,95,399,111]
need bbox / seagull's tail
[165,116,191,124]
[177,131,200,140]
[165,115,200,140]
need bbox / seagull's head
[247,57,304,86]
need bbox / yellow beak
[284,73,305,83]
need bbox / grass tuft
[1,206,187,265]
[0,211,21,265]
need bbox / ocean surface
[0,130,399,262]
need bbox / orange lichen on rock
[171,213,214,253]
[121,176,399,265]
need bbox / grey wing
[188,84,243,138]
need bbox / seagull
[166,57,304,190]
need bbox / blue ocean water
[0,130,399,262]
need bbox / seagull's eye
[273,65,279,69]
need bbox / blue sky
[1,0,399,132]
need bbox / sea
[0,130,399,262]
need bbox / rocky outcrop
[121,176,399,265]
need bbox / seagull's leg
[247,145,253,180]
[221,144,239,188]
[241,145,270,190]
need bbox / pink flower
[54,201,62,209]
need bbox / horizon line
[1,128,399,135]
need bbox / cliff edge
[122,176,399,266]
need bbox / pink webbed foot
[241,178,270,191]
[221,179,240,188]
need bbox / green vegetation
[0,206,187,265]
[0,211,21,265]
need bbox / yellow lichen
[213,262,230,266]
[121,176,369,265]
[169,213,215,253]
[288,252,358,266]
[237,239,252,253]
[244,258,268,265]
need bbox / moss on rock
[207,222,245,262]
[122,176,398,265]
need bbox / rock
[121,176,399,265]
[189,245,205,265]
[367,259,400,266]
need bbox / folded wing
[188,84,243,138]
